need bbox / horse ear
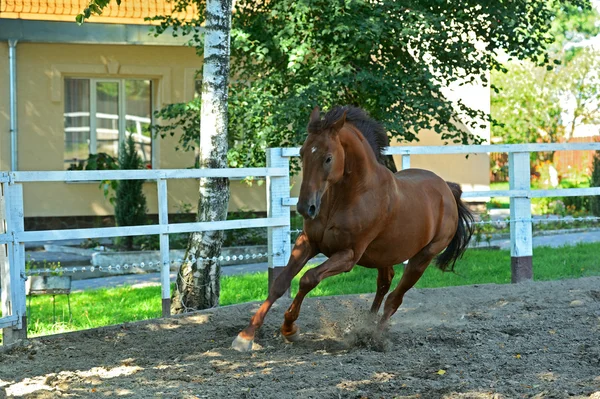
[309,106,320,124]
[330,110,347,133]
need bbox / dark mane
[308,106,390,166]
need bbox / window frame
[64,77,155,169]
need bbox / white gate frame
[0,181,26,346]
[0,165,293,347]
[266,148,292,290]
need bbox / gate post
[2,181,27,345]
[509,152,533,283]
[157,177,171,317]
[266,148,291,295]
[401,154,411,170]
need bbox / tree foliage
[560,48,600,138]
[80,0,592,168]
[77,0,121,24]
[154,0,596,168]
[547,2,600,57]
[491,3,600,150]
[492,62,566,147]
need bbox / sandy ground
[1,277,599,399]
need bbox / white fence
[284,142,600,282]
[0,148,292,347]
[2,143,600,347]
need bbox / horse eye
[325,155,333,164]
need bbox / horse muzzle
[297,196,321,220]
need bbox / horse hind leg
[378,241,445,329]
[370,266,395,314]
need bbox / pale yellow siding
[0,42,9,172]
[0,42,269,217]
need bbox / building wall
[0,42,268,218]
[0,41,9,171]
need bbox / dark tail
[435,182,474,272]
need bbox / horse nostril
[308,205,316,218]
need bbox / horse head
[297,106,347,219]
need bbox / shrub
[67,152,118,171]
[115,135,148,250]
[559,180,589,214]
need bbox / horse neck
[336,125,382,190]
[317,126,385,218]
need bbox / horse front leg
[281,249,357,342]
[232,232,317,352]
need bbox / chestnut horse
[232,105,474,352]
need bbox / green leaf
[148,0,594,169]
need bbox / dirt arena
[1,277,599,398]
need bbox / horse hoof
[282,328,300,343]
[231,334,254,352]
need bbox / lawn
[3,242,600,342]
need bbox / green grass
[25,285,162,338]
[3,242,599,342]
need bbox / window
[64,78,153,170]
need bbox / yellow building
[0,1,489,229]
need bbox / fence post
[509,152,533,283]
[401,154,411,170]
[1,183,11,330]
[157,178,171,317]
[267,148,291,295]
[2,181,27,345]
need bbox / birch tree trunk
[171,0,232,313]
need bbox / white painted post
[157,178,171,317]
[1,184,11,322]
[2,182,27,344]
[267,148,291,294]
[509,152,533,283]
[401,152,410,271]
[401,154,411,170]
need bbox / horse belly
[357,236,421,268]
